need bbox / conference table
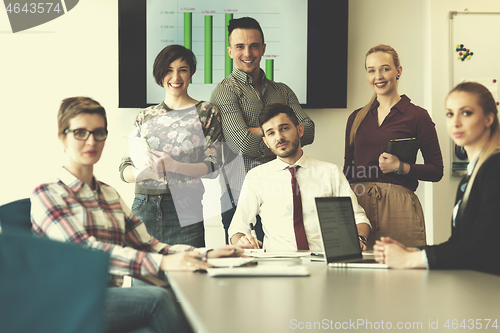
[166,258,500,333]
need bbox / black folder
[386,138,420,164]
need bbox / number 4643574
[6,3,62,14]
[444,319,498,330]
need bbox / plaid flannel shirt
[31,167,194,286]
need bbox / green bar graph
[225,13,233,77]
[266,59,274,81]
[183,12,192,50]
[204,15,213,84]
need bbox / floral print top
[119,101,222,195]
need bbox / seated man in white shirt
[229,103,371,251]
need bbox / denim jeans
[131,193,205,287]
[132,193,205,247]
[104,287,193,333]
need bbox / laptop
[315,197,387,268]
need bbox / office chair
[0,230,110,333]
[0,198,168,288]
[0,198,32,233]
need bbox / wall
[426,0,500,243]
[0,1,138,209]
[1,0,499,246]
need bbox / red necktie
[288,166,309,250]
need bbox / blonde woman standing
[344,45,443,249]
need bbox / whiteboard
[450,12,500,176]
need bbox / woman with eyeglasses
[374,82,500,275]
[119,45,222,250]
[31,96,247,332]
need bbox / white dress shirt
[229,154,370,251]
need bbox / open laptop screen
[315,197,362,263]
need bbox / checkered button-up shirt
[31,167,194,286]
[210,67,315,202]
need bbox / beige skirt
[351,182,426,249]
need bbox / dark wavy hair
[153,44,197,87]
[259,103,299,132]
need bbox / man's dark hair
[153,44,197,87]
[259,103,299,131]
[228,17,265,44]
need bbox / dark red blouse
[344,95,443,191]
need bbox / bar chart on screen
[146,0,307,103]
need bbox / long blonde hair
[449,82,500,203]
[349,44,401,145]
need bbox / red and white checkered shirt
[31,167,193,285]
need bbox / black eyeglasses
[64,128,108,141]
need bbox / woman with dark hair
[119,45,222,248]
[344,44,443,249]
[32,96,246,332]
[375,82,500,275]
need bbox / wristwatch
[394,161,404,175]
[358,235,368,246]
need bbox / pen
[249,223,260,249]
[244,249,265,253]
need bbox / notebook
[207,265,309,277]
[386,138,420,164]
[207,257,256,268]
[126,136,153,169]
[315,197,387,268]
[243,249,311,258]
